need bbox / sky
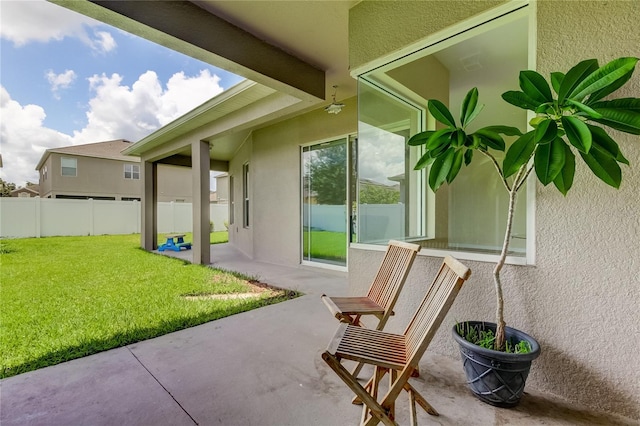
[0,0,244,187]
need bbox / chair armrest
[321,294,351,323]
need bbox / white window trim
[350,0,537,266]
[242,163,250,228]
[61,157,77,177]
[124,163,140,180]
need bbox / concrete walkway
[1,244,634,425]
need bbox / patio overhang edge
[122,80,269,157]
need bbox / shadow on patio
[0,244,634,425]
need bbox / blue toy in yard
[158,234,192,252]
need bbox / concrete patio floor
[1,244,635,426]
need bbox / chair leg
[322,352,397,426]
[408,390,418,426]
[352,360,366,378]
[352,366,386,405]
[361,366,385,425]
[403,382,438,416]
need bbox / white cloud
[157,70,223,125]
[91,30,117,54]
[0,86,73,186]
[0,70,225,186]
[46,69,77,99]
[0,0,117,54]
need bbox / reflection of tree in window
[359,180,400,204]
[308,143,346,205]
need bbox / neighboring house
[10,184,40,198]
[60,1,640,421]
[35,139,194,202]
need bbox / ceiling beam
[52,0,325,102]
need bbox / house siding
[39,153,192,202]
[348,0,640,419]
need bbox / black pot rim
[452,321,541,362]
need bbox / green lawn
[303,230,347,261]
[0,234,297,379]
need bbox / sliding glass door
[301,139,348,268]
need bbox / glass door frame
[300,134,354,272]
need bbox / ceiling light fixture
[324,85,345,114]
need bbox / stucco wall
[250,97,357,266]
[228,136,253,258]
[349,0,640,420]
[349,0,506,70]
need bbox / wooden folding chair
[322,256,471,426]
[321,240,421,377]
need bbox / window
[61,157,77,177]
[355,6,532,261]
[42,166,48,181]
[243,163,249,228]
[124,164,140,180]
[229,175,234,225]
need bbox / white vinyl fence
[0,197,228,238]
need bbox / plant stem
[480,150,511,191]
[493,163,526,351]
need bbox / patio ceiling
[53,0,358,161]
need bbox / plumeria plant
[408,57,639,351]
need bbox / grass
[0,234,298,379]
[302,230,347,261]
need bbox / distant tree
[0,178,16,197]
[359,183,400,204]
[308,144,346,205]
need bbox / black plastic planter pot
[452,321,541,407]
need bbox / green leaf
[451,129,466,148]
[502,90,542,111]
[464,149,473,166]
[562,116,592,153]
[474,129,505,151]
[551,72,564,94]
[460,87,483,127]
[535,137,566,185]
[558,59,599,103]
[534,119,558,144]
[429,148,455,192]
[553,144,575,195]
[408,130,436,146]
[519,70,553,104]
[590,100,640,135]
[587,67,635,104]
[570,57,639,101]
[588,125,629,165]
[579,149,622,188]
[566,99,602,119]
[591,98,640,112]
[428,99,457,128]
[447,150,465,183]
[414,151,435,170]
[479,125,523,136]
[430,139,451,157]
[426,128,454,150]
[503,131,536,178]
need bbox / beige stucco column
[192,140,211,265]
[141,160,158,250]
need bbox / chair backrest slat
[366,241,421,312]
[403,256,471,364]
